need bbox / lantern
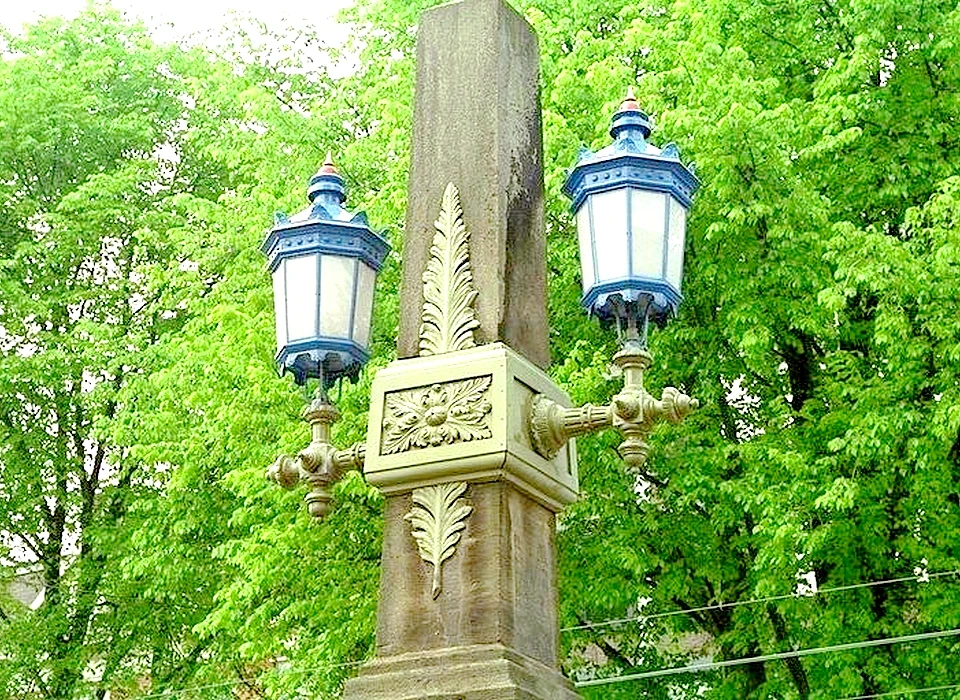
[563,89,699,329]
[261,155,390,386]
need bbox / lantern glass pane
[319,255,355,340]
[576,204,595,291]
[630,189,667,280]
[590,189,629,283]
[272,263,287,349]
[666,197,687,291]
[353,262,376,348]
[285,254,318,341]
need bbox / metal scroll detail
[404,482,473,599]
[381,376,493,455]
[419,183,480,356]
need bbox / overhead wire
[12,568,957,621]
[98,629,960,698]
[10,571,959,696]
[573,627,960,687]
[13,569,956,632]
[57,628,960,698]
[561,569,960,633]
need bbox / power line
[839,684,960,699]
[11,572,960,696]
[562,569,960,633]
[573,627,960,688]
[16,569,958,631]
[71,630,960,698]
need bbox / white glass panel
[353,263,376,348]
[272,264,287,350]
[284,254,318,341]
[630,190,667,280]
[319,255,355,340]
[590,189,629,284]
[666,198,687,291]
[576,204,595,292]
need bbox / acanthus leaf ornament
[381,376,493,455]
[404,482,473,599]
[419,183,480,356]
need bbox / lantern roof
[563,89,699,213]
[261,155,390,274]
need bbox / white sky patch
[1,0,358,83]
[0,0,351,44]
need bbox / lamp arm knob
[612,385,698,469]
[300,439,367,519]
[266,425,366,519]
[266,454,302,489]
[659,386,699,423]
[267,394,367,518]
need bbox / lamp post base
[341,644,580,700]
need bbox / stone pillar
[397,0,550,370]
[348,345,580,699]
[344,1,580,697]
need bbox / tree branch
[767,604,810,698]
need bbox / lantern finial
[307,151,346,207]
[319,151,338,174]
[611,88,652,140]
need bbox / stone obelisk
[397,0,550,370]
[344,1,580,698]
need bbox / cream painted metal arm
[266,397,366,518]
[529,399,612,459]
[528,341,697,469]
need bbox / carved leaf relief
[419,182,480,356]
[404,482,473,599]
[381,376,493,455]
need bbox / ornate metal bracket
[528,340,697,469]
[266,397,366,518]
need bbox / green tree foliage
[529,0,960,697]
[2,0,960,698]
[0,6,348,697]
[2,4,401,698]
[0,9,230,696]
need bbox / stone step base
[341,644,580,700]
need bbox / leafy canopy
[2,0,960,698]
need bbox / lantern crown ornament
[563,88,699,333]
[262,155,390,386]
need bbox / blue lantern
[262,155,390,386]
[563,89,699,330]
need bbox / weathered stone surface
[398,0,549,369]
[341,644,580,700]
[344,473,581,698]
[346,2,581,696]
[375,481,559,666]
